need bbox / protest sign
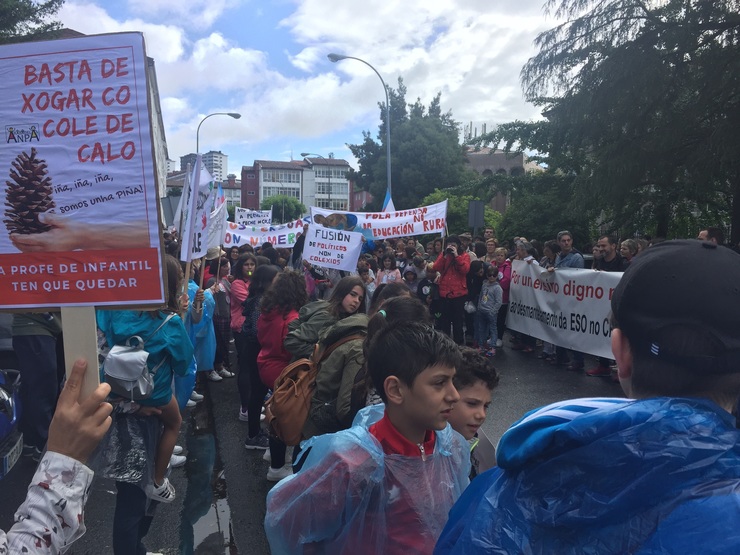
[223,217,309,248]
[303,227,363,272]
[235,207,272,226]
[179,156,214,261]
[507,260,622,359]
[0,33,164,308]
[207,184,228,250]
[311,200,447,240]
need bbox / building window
[263,170,300,183]
[247,191,255,195]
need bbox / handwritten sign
[303,227,363,272]
[311,200,447,240]
[508,261,622,359]
[0,33,164,308]
[235,207,272,226]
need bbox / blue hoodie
[435,397,740,554]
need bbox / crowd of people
[2,222,739,554]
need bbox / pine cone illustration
[4,147,55,234]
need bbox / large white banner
[223,217,309,249]
[310,200,447,240]
[303,227,363,272]
[179,156,214,261]
[507,260,623,359]
[235,207,272,226]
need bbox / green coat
[302,313,368,439]
[284,300,335,361]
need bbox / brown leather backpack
[264,334,364,446]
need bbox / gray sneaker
[244,432,269,450]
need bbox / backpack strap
[315,333,365,364]
[141,313,177,345]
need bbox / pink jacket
[230,279,249,332]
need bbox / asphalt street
[1,339,622,554]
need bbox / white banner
[310,200,447,240]
[507,260,623,359]
[207,184,227,250]
[223,217,309,249]
[303,227,363,272]
[235,207,272,226]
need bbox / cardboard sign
[507,260,622,359]
[311,200,447,240]
[302,226,363,272]
[235,207,272,226]
[0,32,164,308]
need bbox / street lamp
[301,152,332,211]
[196,112,241,154]
[327,53,392,209]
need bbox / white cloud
[126,0,242,30]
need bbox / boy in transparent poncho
[265,322,470,554]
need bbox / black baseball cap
[611,240,740,374]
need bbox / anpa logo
[6,124,40,144]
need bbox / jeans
[233,330,250,409]
[438,296,466,344]
[474,311,498,349]
[113,481,157,555]
[13,335,63,450]
[244,341,268,439]
[497,304,508,340]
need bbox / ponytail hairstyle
[248,264,280,297]
[164,254,184,313]
[368,281,410,315]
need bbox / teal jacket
[96,310,193,407]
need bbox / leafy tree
[421,188,503,239]
[0,0,65,44]
[480,0,740,242]
[347,78,468,211]
[261,195,306,224]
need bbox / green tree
[0,0,65,44]
[261,195,306,224]
[347,78,468,211]
[421,189,503,239]
[481,0,740,242]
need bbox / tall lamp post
[301,152,332,211]
[327,53,392,209]
[196,112,241,154]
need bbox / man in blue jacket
[436,239,740,554]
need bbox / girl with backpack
[257,270,308,481]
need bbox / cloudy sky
[58,0,554,175]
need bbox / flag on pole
[207,183,228,249]
[179,155,214,261]
[382,188,395,213]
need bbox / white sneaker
[218,368,235,378]
[173,445,183,455]
[239,408,249,422]
[145,477,175,503]
[190,391,204,402]
[185,399,197,408]
[170,454,186,468]
[496,339,503,348]
[266,464,292,482]
[262,449,272,463]
[207,370,223,382]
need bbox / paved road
[0,341,622,554]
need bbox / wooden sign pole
[61,306,100,400]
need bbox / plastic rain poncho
[265,404,470,555]
[435,397,740,555]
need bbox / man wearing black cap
[436,240,740,554]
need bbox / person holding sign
[432,236,471,344]
[375,254,402,287]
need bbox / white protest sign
[310,200,447,240]
[303,227,363,272]
[507,260,622,359]
[223,217,309,249]
[0,32,165,308]
[235,207,272,226]
[179,156,214,261]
